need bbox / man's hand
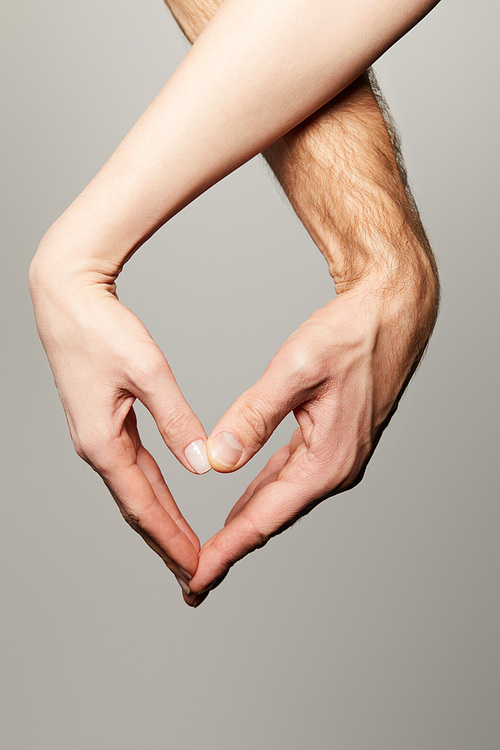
[29,251,211,593]
[184,269,436,604]
[162,0,440,607]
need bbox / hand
[29,250,212,592]
[185,273,437,605]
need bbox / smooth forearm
[33,0,439,281]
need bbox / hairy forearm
[165,0,439,355]
[263,74,436,289]
[33,0,439,288]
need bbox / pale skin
[29,0,440,604]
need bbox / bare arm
[159,0,439,604]
[32,0,439,276]
[165,0,438,329]
[29,0,439,594]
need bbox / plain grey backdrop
[1,1,498,748]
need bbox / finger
[224,444,291,526]
[132,353,211,475]
[183,588,211,609]
[183,570,229,608]
[134,527,194,595]
[135,444,200,553]
[189,453,321,594]
[206,341,321,472]
[288,427,303,454]
[103,461,199,582]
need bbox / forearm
[165,0,439,352]
[263,74,436,288]
[32,0,439,284]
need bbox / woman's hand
[184,271,437,604]
[29,246,211,592]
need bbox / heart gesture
[30,0,440,606]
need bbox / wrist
[322,252,438,427]
[343,247,439,368]
[29,236,120,354]
[334,227,438,312]
[341,249,436,303]
[29,228,121,303]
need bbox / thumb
[207,344,315,472]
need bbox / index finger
[135,444,200,554]
[103,461,199,580]
[188,450,325,595]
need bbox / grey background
[1,1,498,748]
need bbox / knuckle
[343,469,365,492]
[233,398,270,447]
[161,407,192,444]
[281,340,323,387]
[120,507,142,534]
[72,430,96,463]
[340,456,367,491]
[72,433,88,461]
[127,347,168,391]
[325,445,368,494]
[120,500,155,534]
[72,429,116,474]
[242,511,270,550]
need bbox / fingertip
[184,439,212,474]
[193,591,210,608]
[183,590,210,608]
[207,431,244,472]
[175,575,191,596]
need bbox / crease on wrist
[30,231,123,297]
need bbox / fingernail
[177,567,192,581]
[197,575,226,595]
[184,440,211,474]
[175,575,191,595]
[192,593,209,608]
[208,432,243,469]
